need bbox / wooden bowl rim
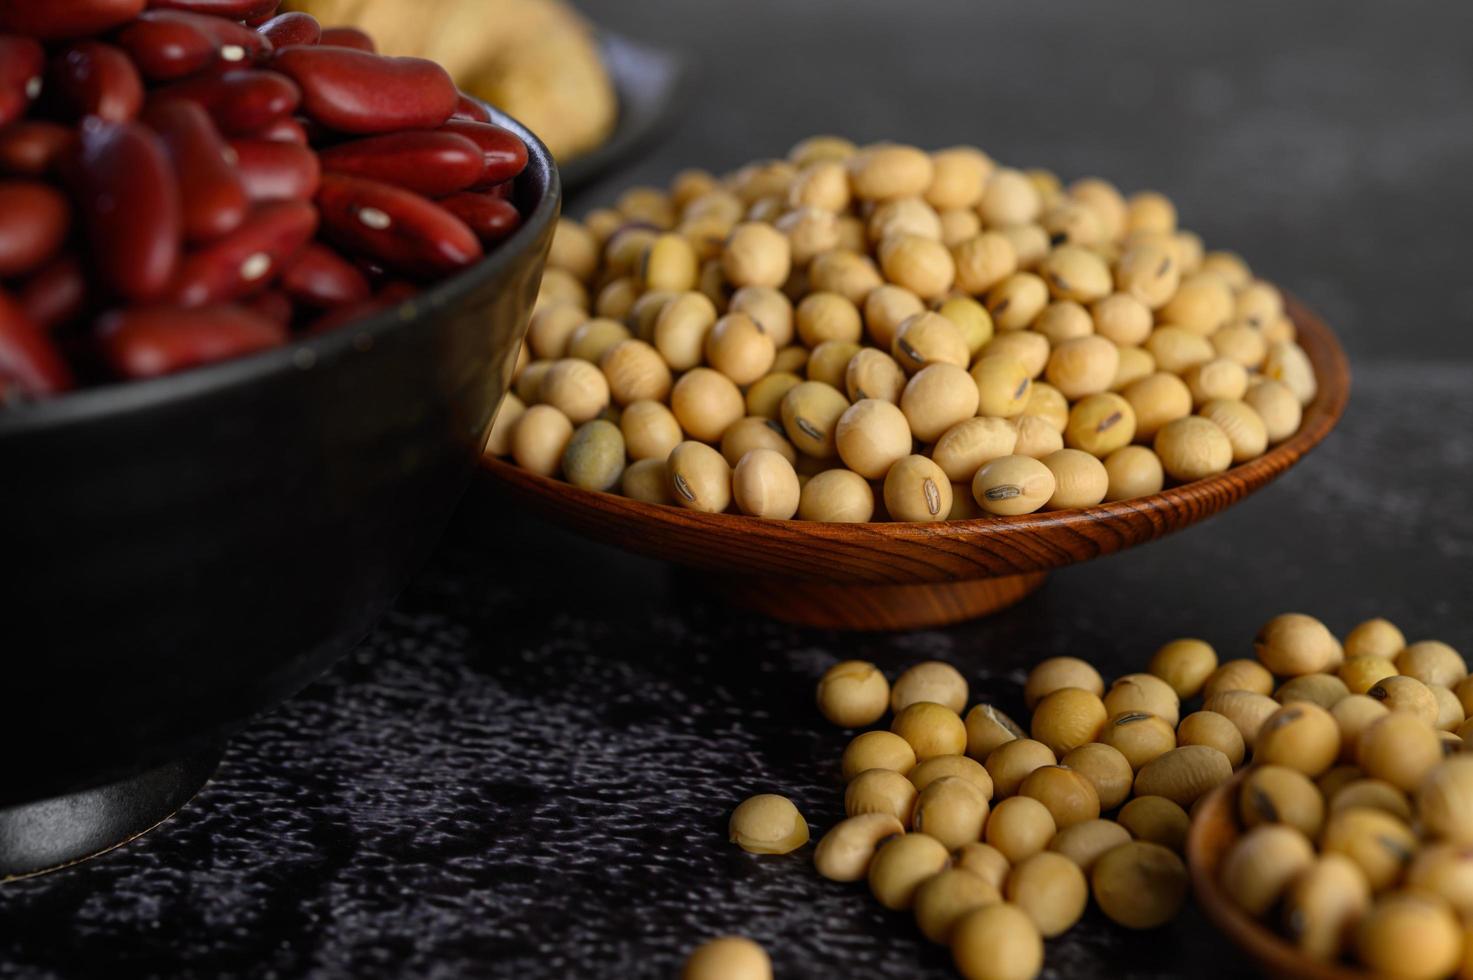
[1186,768,1374,980]
[482,294,1348,561]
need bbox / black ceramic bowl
[0,109,559,869]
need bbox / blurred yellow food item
[284,0,616,160]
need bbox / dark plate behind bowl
[0,111,559,808]
[557,32,685,193]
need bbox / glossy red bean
[257,12,319,48]
[316,174,481,280]
[145,0,280,20]
[0,288,74,396]
[97,303,287,378]
[478,179,513,201]
[436,192,521,245]
[318,131,483,198]
[280,242,369,308]
[243,287,292,325]
[0,0,146,41]
[145,100,248,243]
[167,200,317,306]
[0,123,76,177]
[255,116,307,144]
[449,92,493,124]
[230,138,319,202]
[271,47,457,135]
[115,12,217,81]
[438,121,527,185]
[19,254,88,330]
[318,27,373,53]
[48,42,145,123]
[0,37,45,127]
[0,181,71,279]
[133,10,273,67]
[152,69,300,136]
[66,119,181,302]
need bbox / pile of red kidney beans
[0,0,531,403]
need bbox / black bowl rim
[0,107,561,437]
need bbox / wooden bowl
[480,295,1349,630]
[1186,769,1370,980]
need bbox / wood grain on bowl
[480,295,1349,629]
[1187,770,1371,980]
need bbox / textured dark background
[3,2,1473,978]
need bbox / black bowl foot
[0,746,222,881]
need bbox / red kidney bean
[318,27,374,53]
[318,131,483,198]
[19,254,88,330]
[280,241,368,308]
[145,100,247,243]
[478,179,513,201]
[167,198,316,306]
[0,0,146,41]
[449,92,493,125]
[0,122,76,177]
[255,116,307,144]
[271,47,457,135]
[0,37,45,128]
[97,303,286,378]
[230,138,318,202]
[243,287,292,325]
[48,42,145,123]
[152,69,300,136]
[438,121,528,186]
[436,192,522,245]
[0,288,74,395]
[316,174,481,280]
[167,200,316,306]
[115,12,217,81]
[170,11,275,65]
[257,12,319,48]
[0,181,71,279]
[145,0,280,19]
[66,118,181,302]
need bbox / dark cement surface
[3,2,1473,978]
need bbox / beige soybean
[806,340,863,390]
[985,739,1058,800]
[1344,618,1407,660]
[1117,796,1190,854]
[985,272,1049,331]
[728,285,795,347]
[1281,854,1372,963]
[1322,807,1418,891]
[1329,779,1412,821]
[1183,358,1249,406]
[901,363,980,442]
[621,458,671,504]
[1204,689,1282,748]
[1030,688,1108,756]
[868,197,943,243]
[1199,398,1268,463]
[982,331,1050,378]
[927,147,992,210]
[1040,449,1108,510]
[561,420,626,492]
[884,455,953,522]
[932,417,1018,483]
[1238,764,1325,839]
[1155,415,1233,482]
[1065,392,1136,457]
[744,375,801,423]
[539,358,611,424]
[868,832,951,910]
[720,417,797,468]
[617,400,681,461]
[1212,322,1269,369]
[512,404,574,477]
[527,304,588,360]
[914,867,1001,945]
[1133,745,1233,808]
[1417,756,1473,844]
[1397,640,1468,689]
[1355,891,1463,980]
[813,812,905,882]
[1111,346,1156,392]
[1039,245,1112,304]
[777,206,841,265]
[1358,712,1442,792]
[732,448,800,519]
[938,296,995,356]
[1160,273,1233,335]
[952,231,1019,295]
[817,660,890,728]
[846,768,920,825]
[951,902,1043,980]
[910,755,995,798]
[1104,673,1181,726]
[566,318,631,365]
[913,776,991,850]
[1122,373,1192,442]
[1433,685,1465,731]
[794,291,862,348]
[986,796,1057,864]
[704,313,776,385]
[892,311,969,372]
[721,221,791,289]
[595,276,640,320]
[1103,445,1165,500]
[1407,843,1473,917]
[1203,658,1276,699]
[972,455,1055,516]
[780,381,850,458]
[1176,711,1246,768]
[842,730,919,781]
[849,143,934,201]
[1092,293,1153,347]
[862,285,926,349]
[681,936,771,980]
[1256,612,1341,676]
[971,357,1033,420]
[879,235,956,300]
[1366,675,1439,726]
[1019,765,1101,829]
[1245,379,1303,443]
[485,393,526,457]
[1148,638,1218,700]
[966,704,1028,761]
[1005,851,1088,938]
[601,339,673,406]
[1332,695,1390,762]
[1340,656,1399,695]
[1098,711,1178,771]
[669,368,743,443]
[1115,241,1180,310]
[1221,824,1316,916]
[955,842,1012,891]
[667,441,732,513]
[1060,743,1134,811]
[809,249,884,305]
[1049,819,1132,872]
[892,661,970,715]
[1145,326,1214,375]
[798,469,874,522]
[1254,702,1340,777]
[835,399,913,478]
[1091,841,1189,929]
[1022,383,1069,432]
[1264,341,1318,405]
[1012,416,1064,460]
[1024,657,1105,709]
[729,793,809,854]
[892,701,969,760]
